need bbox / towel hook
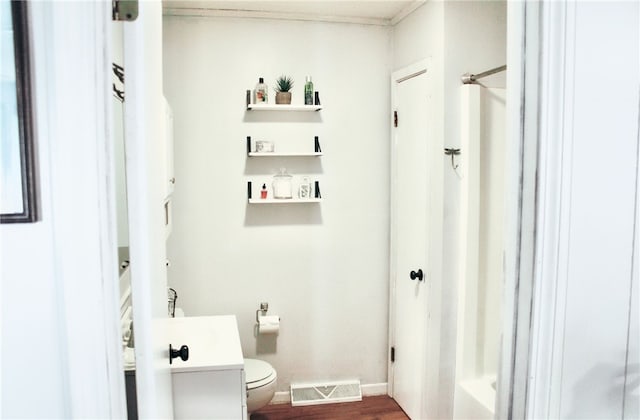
[444,148,461,170]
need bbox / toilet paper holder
[255,302,280,336]
[256,302,269,323]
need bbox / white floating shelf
[249,198,322,204]
[248,152,323,157]
[246,104,322,112]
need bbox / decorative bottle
[298,177,311,199]
[255,77,268,103]
[304,76,314,105]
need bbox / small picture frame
[1,1,38,223]
[255,141,274,153]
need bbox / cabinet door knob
[409,269,424,281]
[169,344,189,364]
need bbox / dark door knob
[410,269,424,281]
[169,344,189,364]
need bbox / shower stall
[453,73,507,419]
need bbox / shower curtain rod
[461,64,507,84]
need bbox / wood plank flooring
[250,396,409,420]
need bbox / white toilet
[244,358,277,414]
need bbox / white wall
[393,2,443,71]
[556,3,639,412]
[163,16,391,391]
[1,135,67,417]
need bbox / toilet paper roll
[258,315,280,335]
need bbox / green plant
[274,75,294,93]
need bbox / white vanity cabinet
[167,315,247,420]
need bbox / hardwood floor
[250,396,409,420]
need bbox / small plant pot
[275,92,292,105]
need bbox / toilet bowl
[244,358,277,413]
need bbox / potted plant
[274,75,293,105]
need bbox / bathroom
[112,0,507,417]
[2,0,638,419]
[147,0,507,418]
[116,1,640,417]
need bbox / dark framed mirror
[1,0,38,223]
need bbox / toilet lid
[244,358,276,385]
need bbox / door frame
[27,1,127,417]
[496,1,542,418]
[122,1,175,417]
[388,59,440,420]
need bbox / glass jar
[272,168,293,199]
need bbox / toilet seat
[244,358,277,389]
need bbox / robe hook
[444,148,461,170]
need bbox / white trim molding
[390,1,426,26]
[527,2,575,418]
[163,7,391,26]
[164,1,427,27]
[271,391,292,405]
[362,382,390,397]
[496,1,541,419]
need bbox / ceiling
[163,0,423,24]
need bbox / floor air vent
[290,380,362,406]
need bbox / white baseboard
[269,382,389,405]
[361,383,389,396]
[271,391,291,405]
